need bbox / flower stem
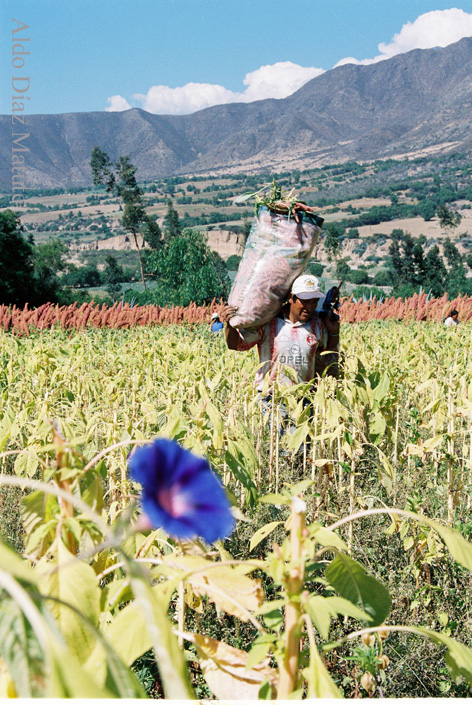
[278,497,306,699]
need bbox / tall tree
[0,210,36,306]
[323,222,342,261]
[424,246,447,297]
[91,148,149,290]
[443,237,462,269]
[33,239,69,302]
[103,255,124,300]
[164,199,182,241]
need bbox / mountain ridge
[2,36,472,189]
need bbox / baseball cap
[291,275,324,300]
[211,312,220,319]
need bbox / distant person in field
[221,274,340,391]
[209,312,224,334]
[444,309,459,327]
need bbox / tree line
[0,148,231,308]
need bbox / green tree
[443,237,462,269]
[387,239,403,288]
[141,216,163,250]
[424,246,447,297]
[143,229,230,307]
[33,239,69,302]
[305,261,324,277]
[103,254,124,299]
[400,233,417,285]
[91,148,148,290]
[335,257,350,280]
[412,241,426,286]
[164,199,182,241]
[225,254,241,271]
[418,199,436,222]
[62,264,102,288]
[0,210,35,306]
[436,204,462,233]
[323,222,343,261]
[349,269,370,285]
[372,269,392,287]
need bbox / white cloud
[132,82,241,115]
[241,61,324,101]
[106,9,472,114]
[335,8,472,67]
[378,8,472,59]
[106,95,132,112]
[106,61,324,115]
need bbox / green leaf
[325,554,391,626]
[259,493,290,506]
[36,539,101,664]
[305,594,372,640]
[21,490,59,557]
[287,420,310,453]
[0,410,14,452]
[249,521,282,552]
[369,412,386,443]
[225,441,259,504]
[0,596,44,697]
[305,595,331,640]
[47,641,116,698]
[245,640,273,671]
[416,627,472,685]
[102,599,150,666]
[310,523,347,552]
[419,516,472,571]
[372,373,390,403]
[13,449,39,477]
[128,572,194,699]
[289,479,314,496]
[79,468,104,512]
[0,538,36,585]
[303,641,342,698]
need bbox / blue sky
[2,1,472,116]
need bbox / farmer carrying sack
[228,204,324,329]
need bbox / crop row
[0,292,471,332]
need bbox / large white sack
[228,205,323,329]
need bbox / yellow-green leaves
[303,639,342,699]
[36,540,101,665]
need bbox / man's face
[288,294,319,323]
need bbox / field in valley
[1,320,472,698]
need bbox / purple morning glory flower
[128,438,235,543]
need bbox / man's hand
[324,316,340,351]
[221,305,239,323]
[221,305,240,350]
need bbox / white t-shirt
[444,316,459,326]
[237,313,329,390]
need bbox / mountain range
[2,36,472,190]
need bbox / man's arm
[324,316,340,351]
[221,306,240,350]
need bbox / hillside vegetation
[2,152,472,305]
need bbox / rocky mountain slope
[2,37,472,189]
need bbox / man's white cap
[211,312,219,319]
[291,274,324,300]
